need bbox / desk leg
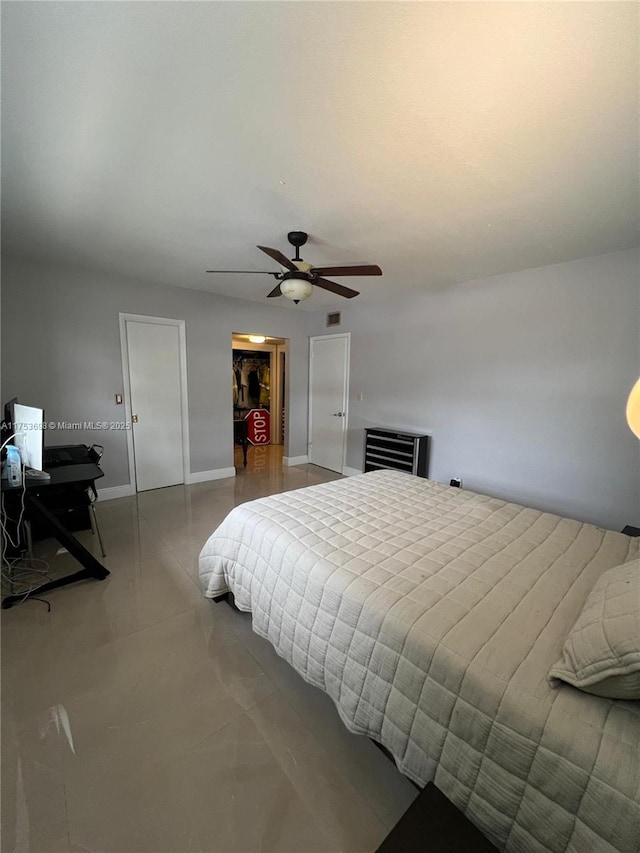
[2,495,110,609]
[242,438,248,467]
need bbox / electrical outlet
[450,477,462,488]
[356,393,364,402]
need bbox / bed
[199,470,640,853]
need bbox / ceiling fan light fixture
[626,377,640,439]
[280,275,313,303]
[248,335,266,344]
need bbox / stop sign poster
[245,408,270,445]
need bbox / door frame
[232,338,288,445]
[119,313,190,492]
[308,332,350,474]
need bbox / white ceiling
[2,2,638,310]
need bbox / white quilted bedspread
[199,471,640,853]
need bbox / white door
[126,321,185,491]
[308,334,349,473]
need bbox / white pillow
[549,559,640,700]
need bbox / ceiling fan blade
[266,283,282,298]
[314,277,359,299]
[312,264,382,277]
[206,270,277,274]
[257,246,297,271]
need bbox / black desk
[40,463,105,486]
[1,463,109,608]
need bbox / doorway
[232,334,287,473]
[120,314,190,492]
[308,333,350,474]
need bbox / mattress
[199,470,640,853]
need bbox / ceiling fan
[206,231,382,303]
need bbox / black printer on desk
[44,444,103,468]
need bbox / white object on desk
[25,468,51,480]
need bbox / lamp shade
[281,277,313,302]
[626,377,640,439]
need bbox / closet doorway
[232,334,287,473]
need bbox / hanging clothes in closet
[247,368,260,405]
[258,363,270,407]
[233,351,270,410]
[232,367,239,406]
[239,361,250,404]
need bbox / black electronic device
[44,444,103,468]
[44,449,70,467]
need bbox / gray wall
[4,249,639,529]
[1,256,310,488]
[307,248,640,531]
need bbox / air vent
[326,311,341,327]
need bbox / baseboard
[343,466,363,477]
[96,484,135,502]
[186,467,236,484]
[96,468,235,498]
[283,455,309,467]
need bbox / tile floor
[1,448,417,853]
